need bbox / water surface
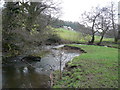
[2,45,80,88]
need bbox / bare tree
[96,7,111,45]
[80,7,101,44]
[108,2,118,43]
[52,50,67,79]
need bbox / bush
[47,34,61,44]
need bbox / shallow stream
[2,45,80,88]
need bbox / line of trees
[80,2,119,44]
[50,18,83,31]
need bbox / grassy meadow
[52,28,118,48]
[53,44,118,88]
[53,28,113,42]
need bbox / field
[53,28,113,42]
[53,28,85,43]
[53,44,118,88]
[53,28,118,48]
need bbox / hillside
[52,28,118,48]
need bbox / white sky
[0,0,4,8]
[0,0,120,22]
[59,0,119,22]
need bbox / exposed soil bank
[61,45,87,53]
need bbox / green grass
[53,28,91,43]
[53,28,114,43]
[94,36,114,42]
[53,44,118,88]
[53,28,118,48]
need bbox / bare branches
[51,50,67,79]
[80,3,118,44]
[95,7,112,45]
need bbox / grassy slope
[53,28,118,48]
[53,28,91,43]
[53,45,118,88]
[53,28,113,42]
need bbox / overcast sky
[0,0,119,22]
[59,0,119,22]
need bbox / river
[2,45,80,88]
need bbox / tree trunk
[114,28,120,43]
[89,20,95,44]
[97,34,104,45]
[117,27,120,42]
[91,34,95,43]
[60,60,62,79]
[89,34,95,44]
[114,37,118,43]
[49,72,53,87]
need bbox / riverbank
[52,44,118,88]
[2,44,81,88]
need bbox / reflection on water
[3,65,50,88]
[2,45,80,88]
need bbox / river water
[2,45,80,88]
